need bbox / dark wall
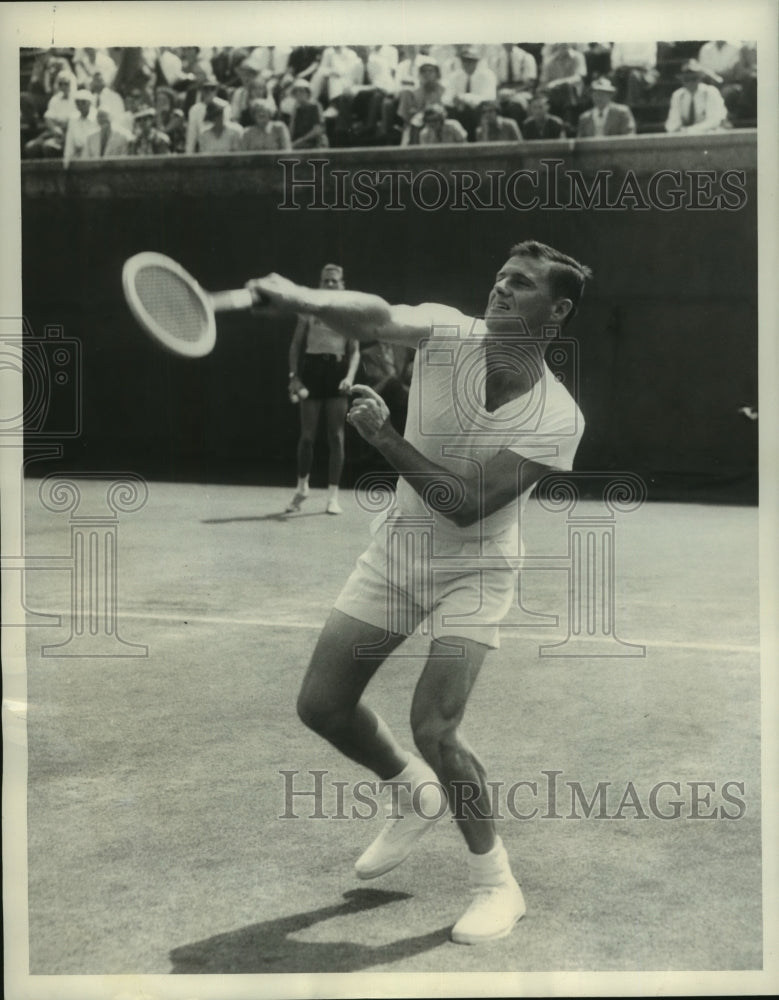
[21,132,758,501]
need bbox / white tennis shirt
[394,310,584,552]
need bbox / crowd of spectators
[20,42,758,162]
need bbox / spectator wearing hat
[576,78,636,138]
[519,93,565,140]
[289,78,328,148]
[83,108,132,159]
[538,43,586,126]
[242,100,291,151]
[154,87,186,152]
[665,59,726,134]
[418,103,467,145]
[185,77,232,153]
[474,99,522,142]
[129,106,171,155]
[397,57,445,145]
[24,71,78,158]
[442,47,497,140]
[63,89,98,166]
[197,96,244,153]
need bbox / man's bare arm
[348,386,553,526]
[246,273,468,349]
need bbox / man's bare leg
[410,636,526,944]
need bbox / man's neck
[483,341,546,411]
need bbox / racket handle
[210,288,255,312]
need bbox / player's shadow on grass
[169,887,451,973]
[201,511,330,524]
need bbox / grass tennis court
[22,479,761,974]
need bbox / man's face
[481,105,498,124]
[682,72,700,92]
[592,89,612,110]
[75,99,91,118]
[97,110,111,130]
[530,97,548,120]
[461,57,478,76]
[57,77,71,97]
[252,105,270,127]
[319,268,345,290]
[485,255,563,335]
[91,72,105,93]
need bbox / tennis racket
[121,252,260,358]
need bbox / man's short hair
[321,263,344,280]
[509,240,593,324]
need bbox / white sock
[327,484,339,498]
[297,476,310,494]
[468,836,514,886]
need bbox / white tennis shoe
[354,774,446,879]
[326,497,343,515]
[450,877,526,945]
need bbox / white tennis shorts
[333,513,517,649]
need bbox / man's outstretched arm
[348,386,553,527]
[245,272,469,349]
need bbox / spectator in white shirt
[664,60,726,134]
[73,48,117,88]
[697,41,741,81]
[698,40,752,121]
[443,46,498,140]
[24,71,77,157]
[310,46,362,104]
[185,78,232,153]
[89,71,125,121]
[482,44,537,109]
[610,42,658,106]
[63,89,98,165]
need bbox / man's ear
[551,298,573,324]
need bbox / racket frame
[122,251,217,358]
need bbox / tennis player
[286,264,360,515]
[248,241,590,943]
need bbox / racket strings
[134,266,209,343]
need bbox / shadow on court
[169,888,451,973]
